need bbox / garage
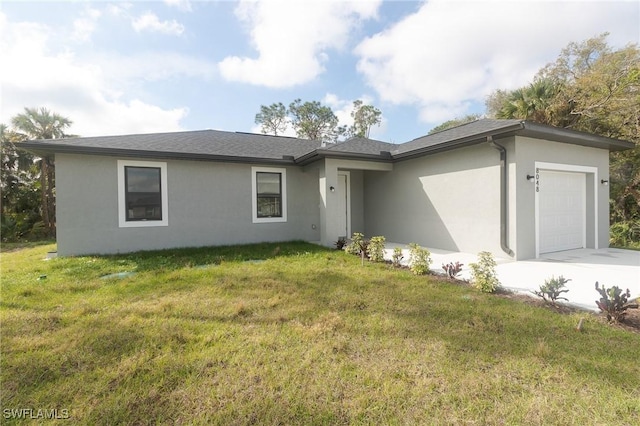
[537,170,586,254]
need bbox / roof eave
[520,122,634,152]
[294,149,393,166]
[16,143,298,165]
[392,122,524,160]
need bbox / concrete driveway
[384,245,640,312]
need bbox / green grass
[1,242,639,425]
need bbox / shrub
[408,243,431,275]
[345,232,365,255]
[595,282,639,323]
[335,238,347,250]
[368,236,386,263]
[609,220,640,249]
[392,247,404,268]
[442,261,463,279]
[533,275,571,304]
[469,251,500,293]
[345,232,369,266]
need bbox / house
[20,119,633,259]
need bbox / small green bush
[609,220,640,249]
[368,236,386,263]
[345,232,365,255]
[408,243,431,275]
[534,275,570,304]
[595,282,639,323]
[469,251,500,293]
[392,247,404,268]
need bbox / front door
[336,171,350,239]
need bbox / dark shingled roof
[324,137,396,155]
[18,119,634,164]
[20,129,322,163]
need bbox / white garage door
[538,170,586,254]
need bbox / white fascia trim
[117,160,169,228]
[534,162,598,258]
[251,166,287,224]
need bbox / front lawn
[1,242,638,424]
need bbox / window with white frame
[118,160,168,227]
[252,167,287,223]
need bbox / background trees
[485,33,640,245]
[1,107,73,241]
[255,99,382,142]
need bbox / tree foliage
[255,99,383,142]
[288,99,344,142]
[486,34,640,229]
[348,100,381,138]
[7,107,73,238]
[255,102,288,136]
[1,124,42,241]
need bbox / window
[118,160,168,227]
[252,167,287,223]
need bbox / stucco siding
[364,143,505,256]
[56,154,320,255]
[513,136,610,259]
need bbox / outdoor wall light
[526,174,535,182]
[601,179,609,185]
[329,186,335,192]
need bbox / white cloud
[355,0,640,124]
[72,7,101,42]
[0,11,188,136]
[219,0,382,88]
[164,0,192,12]
[132,12,184,35]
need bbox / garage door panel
[538,171,585,254]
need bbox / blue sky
[1,0,638,143]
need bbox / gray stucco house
[20,119,633,259]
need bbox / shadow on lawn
[100,241,331,273]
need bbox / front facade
[21,120,632,259]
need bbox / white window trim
[534,162,597,258]
[252,166,287,223]
[117,160,169,228]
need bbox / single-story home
[20,119,633,259]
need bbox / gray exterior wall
[364,143,506,256]
[513,136,610,259]
[363,137,610,260]
[56,154,320,255]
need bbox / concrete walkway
[384,244,640,312]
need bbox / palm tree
[496,79,558,124]
[11,107,73,236]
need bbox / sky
[1,0,638,144]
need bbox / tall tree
[255,102,288,136]
[488,79,558,123]
[348,100,382,138]
[11,107,73,236]
[288,99,344,142]
[0,124,41,241]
